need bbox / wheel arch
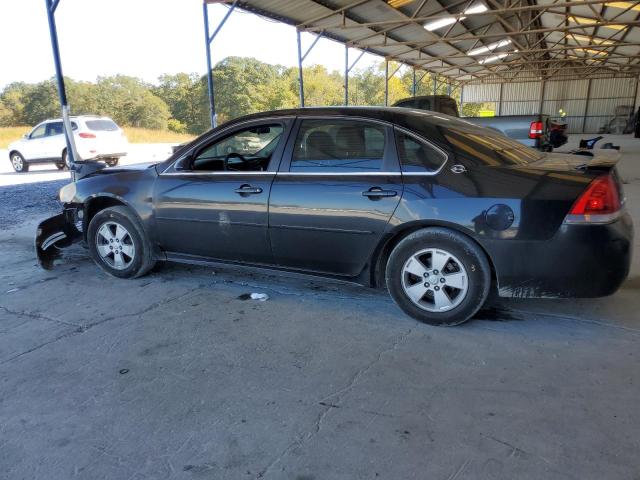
[83,194,144,241]
[370,220,497,290]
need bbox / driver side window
[192,123,283,172]
[30,124,47,139]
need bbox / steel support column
[297,30,305,107]
[296,30,324,107]
[582,78,592,133]
[433,75,438,95]
[385,60,389,106]
[412,69,416,97]
[384,61,402,106]
[45,0,79,180]
[203,0,237,128]
[344,46,366,105]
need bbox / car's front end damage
[35,206,83,269]
[35,162,159,269]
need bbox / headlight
[58,182,77,203]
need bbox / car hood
[87,161,159,176]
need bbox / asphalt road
[1,136,639,480]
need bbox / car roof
[226,106,464,133]
[39,115,115,123]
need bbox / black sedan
[37,107,633,326]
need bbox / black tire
[58,150,68,170]
[105,158,119,167]
[87,206,155,279]
[385,228,491,326]
[10,152,28,172]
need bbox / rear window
[85,119,119,131]
[443,127,544,166]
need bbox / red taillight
[529,121,544,139]
[569,174,621,216]
[78,132,96,138]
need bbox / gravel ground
[0,179,65,229]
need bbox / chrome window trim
[160,171,275,176]
[394,126,449,176]
[276,171,401,176]
[160,115,295,175]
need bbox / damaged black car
[37,107,633,326]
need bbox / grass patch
[0,127,30,149]
[123,128,195,144]
[0,126,195,149]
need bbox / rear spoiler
[585,150,621,170]
[571,149,621,171]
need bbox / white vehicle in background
[7,115,128,172]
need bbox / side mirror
[23,134,29,139]
[174,154,192,171]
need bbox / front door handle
[234,184,263,195]
[362,187,397,198]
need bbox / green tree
[155,73,208,134]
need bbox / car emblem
[450,164,467,174]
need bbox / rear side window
[396,131,447,173]
[86,119,118,131]
[443,127,543,166]
[291,120,385,173]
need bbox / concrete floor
[1,135,639,479]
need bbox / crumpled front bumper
[35,209,82,269]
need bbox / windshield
[443,126,544,166]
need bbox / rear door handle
[362,187,397,198]
[234,184,263,195]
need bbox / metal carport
[44,0,640,170]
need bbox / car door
[21,123,48,160]
[43,121,65,159]
[152,118,292,265]
[268,117,403,277]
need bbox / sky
[0,0,382,89]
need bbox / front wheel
[105,158,119,167]
[87,206,155,278]
[10,152,28,172]
[386,228,491,326]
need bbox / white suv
[7,116,129,172]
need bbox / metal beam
[302,0,618,32]
[45,0,79,180]
[344,46,366,105]
[203,0,237,128]
[297,30,325,107]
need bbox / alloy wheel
[11,154,23,171]
[95,221,136,270]
[401,248,468,312]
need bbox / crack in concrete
[0,287,201,366]
[0,305,83,328]
[256,328,414,479]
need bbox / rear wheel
[386,228,491,326]
[57,150,68,170]
[10,152,28,172]
[87,206,155,278]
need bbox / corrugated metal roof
[220,0,640,83]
